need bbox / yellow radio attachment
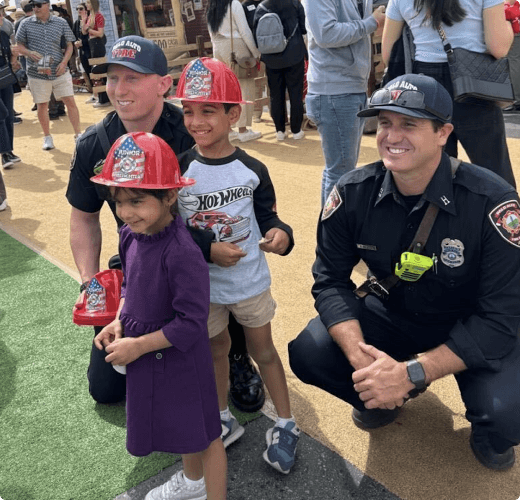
[395,252,434,282]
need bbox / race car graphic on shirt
[179,187,253,243]
[188,211,251,243]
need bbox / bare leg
[201,437,227,500]
[244,323,291,418]
[210,329,232,411]
[181,453,203,481]
[37,102,50,136]
[61,96,81,135]
[181,438,227,499]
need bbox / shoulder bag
[436,25,514,103]
[0,43,17,90]
[229,4,259,79]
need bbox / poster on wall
[184,1,195,22]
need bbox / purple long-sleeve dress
[118,215,221,456]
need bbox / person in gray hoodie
[303,0,385,205]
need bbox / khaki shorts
[208,288,277,338]
[29,72,74,103]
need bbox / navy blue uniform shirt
[313,153,520,371]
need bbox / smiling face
[377,110,453,180]
[106,65,172,133]
[181,101,239,157]
[112,188,177,235]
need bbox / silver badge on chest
[440,238,464,268]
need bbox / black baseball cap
[358,74,453,123]
[92,36,168,76]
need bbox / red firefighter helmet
[175,57,250,104]
[90,132,196,189]
[73,269,124,327]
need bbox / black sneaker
[14,110,22,117]
[32,104,37,111]
[470,431,516,470]
[229,354,265,412]
[13,116,22,125]
[2,153,13,169]
[5,152,21,163]
[352,407,400,430]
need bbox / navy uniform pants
[288,295,520,452]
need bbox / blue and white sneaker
[263,421,300,474]
[221,415,244,448]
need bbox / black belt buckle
[367,276,389,298]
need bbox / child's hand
[105,337,142,366]
[210,242,247,267]
[94,319,123,350]
[259,228,290,255]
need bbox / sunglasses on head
[369,88,450,122]
[77,6,84,10]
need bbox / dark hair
[414,0,466,28]
[223,103,239,113]
[206,0,233,34]
[102,186,179,215]
[22,3,33,12]
[261,0,295,17]
[431,119,446,132]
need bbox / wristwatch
[406,359,427,398]
[80,280,90,293]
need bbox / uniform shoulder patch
[488,199,520,248]
[321,185,343,221]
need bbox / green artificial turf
[0,229,260,500]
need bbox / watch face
[407,360,426,388]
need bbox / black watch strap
[80,280,90,293]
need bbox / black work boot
[229,354,265,412]
[352,408,400,430]
[470,430,516,470]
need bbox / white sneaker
[42,135,54,151]
[238,129,262,142]
[0,199,7,211]
[85,96,97,104]
[229,130,239,141]
[93,101,111,108]
[252,115,262,123]
[276,131,287,141]
[145,470,206,500]
[292,130,305,140]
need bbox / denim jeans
[305,92,367,205]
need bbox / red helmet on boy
[175,57,250,104]
[90,132,195,189]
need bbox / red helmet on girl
[90,132,195,189]
[175,57,250,104]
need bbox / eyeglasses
[369,88,450,122]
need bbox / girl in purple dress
[92,131,227,500]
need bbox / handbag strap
[229,3,236,62]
